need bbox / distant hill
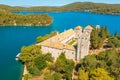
[1,2,120,14]
[60,2,120,14]
[0,4,59,12]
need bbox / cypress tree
[90,28,99,49]
[114,31,119,39]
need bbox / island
[0,9,53,26]
[1,2,120,26]
[18,25,120,80]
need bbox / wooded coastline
[1,2,120,14]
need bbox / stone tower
[76,25,93,61]
[74,26,82,61]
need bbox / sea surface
[0,12,120,80]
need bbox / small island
[0,9,53,26]
[18,25,120,80]
[1,1,120,27]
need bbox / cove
[0,12,120,80]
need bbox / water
[13,12,120,34]
[0,12,120,80]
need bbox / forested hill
[0,4,59,12]
[1,2,120,14]
[61,2,120,14]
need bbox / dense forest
[0,9,53,26]
[76,26,120,80]
[77,49,120,80]
[90,26,120,49]
[1,2,120,14]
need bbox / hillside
[1,2,120,14]
[0,4,58,12]
[60,2,120,14]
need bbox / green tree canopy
[90,68,114,80]
[55,52,67,73]
[90,27,99,49]
[36,31,57,43]
[19,45,41,63]
[78,70,89,80]
[54,52,75,80]
[79,49,120,80]
[107,36,120,48]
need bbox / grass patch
[68,40,75,45]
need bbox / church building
[39,25,93,61]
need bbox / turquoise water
[13,12,120,34]
[0,12,120,80]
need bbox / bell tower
[74,26,82,61]
[76,25,93,62]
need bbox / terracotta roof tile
[41,40,75,51]
[41,29,75,51]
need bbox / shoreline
[0,24,52,27]
[13,11,120,16]
[22,64,28,80]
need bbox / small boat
[16,53,21,61]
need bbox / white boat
[16,53,21,60]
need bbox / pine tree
[114,31,119,39]
[54,52,67,73]
[105,26,110,38]
[90,68,114,80]
[78,70,89,80]
[100,27,106,39]
[90,28,99,49]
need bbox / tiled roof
[48,29,75,42]
[41,40,75,51]
[41,29,75,51]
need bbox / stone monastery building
[40,25,93,61]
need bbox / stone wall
[41,46,75,61]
